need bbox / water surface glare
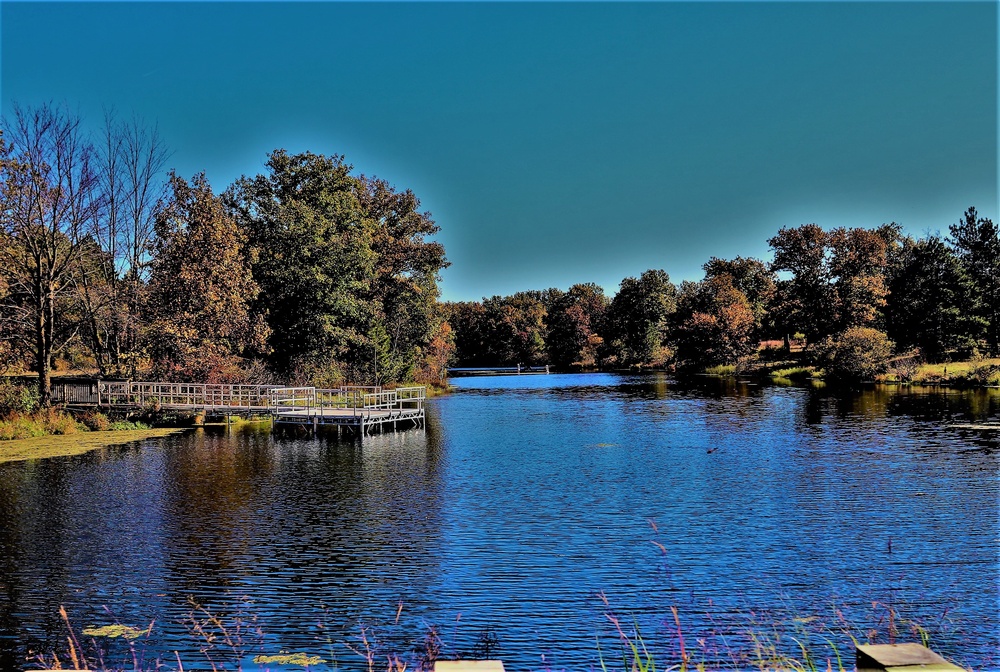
[0,374,997,670]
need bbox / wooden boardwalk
[51,380,426,437]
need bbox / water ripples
[0,374,996,670]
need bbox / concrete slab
[434,661,506,672]
[856,643,963,671]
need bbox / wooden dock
[50,380,426,437]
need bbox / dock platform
[51,380,426,437]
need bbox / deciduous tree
[672,275,757,368]
[603,269,676,366]
[816,326,894,381]
[827,224,900,331]
[702,256,775,340]
[768,224,834,344]
[546,283,608,368]
[0,104,102,404]
[226,150,447,384]
[79,110,168,377]
[145,172,268,382]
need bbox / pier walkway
[51,380,426,437]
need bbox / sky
[2,1,997,302]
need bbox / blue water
[0,374,997,670]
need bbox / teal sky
[2,2,997,302]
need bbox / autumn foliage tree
[816,326,895,381]
[672,275,757,368]
[702,256,776,340]
[827,224,900,331]
[145,172,268,382]
[545,283,608,368]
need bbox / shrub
[41,408,82,435]
[80,412,112,431]
[107,419,151,431]
[0,416,46,440]
[0,380,39,415]
[818,327,895,382]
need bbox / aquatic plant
[82,625,152,640]
[37,586,964,672]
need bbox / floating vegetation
[82,624,151,639]
[0,427,183,464]
[253,652,326,666]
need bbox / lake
[0,374,997,670]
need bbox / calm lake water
[0,374,997,671]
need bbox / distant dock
[50,380,425,437]
[448,365,550,377]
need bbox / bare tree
[0,103,103,404]
[79,109,168,376]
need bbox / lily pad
[253,652,326,666]
[82,624,151,639]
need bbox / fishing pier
[51,380,426,437]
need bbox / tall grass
[0,410,150,441]
[0,407,82,440]
[909,359,1000,387]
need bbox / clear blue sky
[2,2,997,302]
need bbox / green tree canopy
[768,224,834,343]
[885,236,984,362]
[603,269,676,366]
[226,149,447,384]
[949,206,1000,355]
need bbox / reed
[37,593,961,672]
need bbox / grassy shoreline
[0,427,186,464]
[701,356,1000,388]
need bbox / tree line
[0,103,451,405]
[2,103,996,404]
[446,213,998,379]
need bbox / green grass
[768,366,816,380]
[910,358,1000,386]
[703,364,737,376]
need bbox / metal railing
[271,385,424,418]
[52,380,425,420]
[96,382,279,409]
